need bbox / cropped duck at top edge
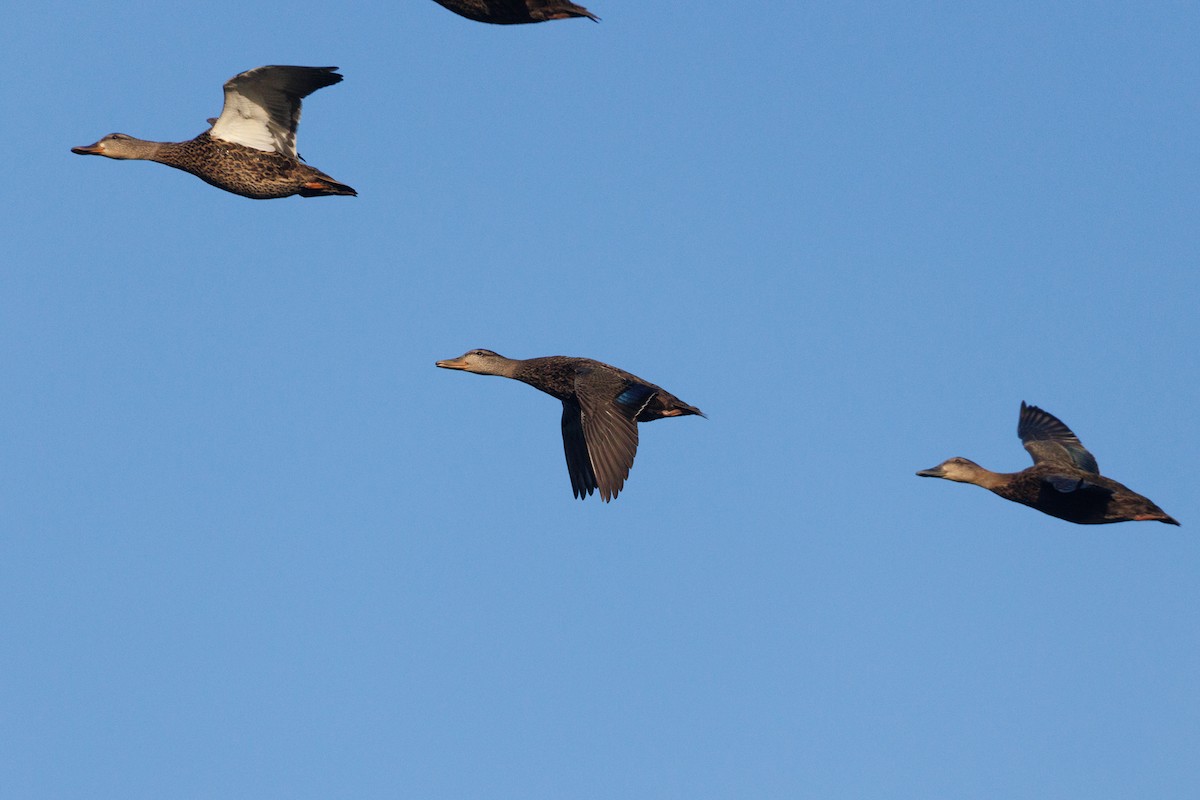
[429,0,598,25]
[917,401,1179,525]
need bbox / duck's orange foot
[1134,513,1181,525]
[299,179,357,198]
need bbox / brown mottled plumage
[436,349,703,502]
[917,402,1179,526]
[429,0,597,25]
[72,66,355,200]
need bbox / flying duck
[917,402,1179,525]
[72,65,355,199]
[429,0,597,25]
[436,349,703,501]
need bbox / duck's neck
[493,357,528,380]
[112,137,176,162]
[970,467,1011,491]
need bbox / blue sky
[3,2,1198,797]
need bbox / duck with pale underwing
[917,402,1179,525]
[436,350,703,502]
[72,65,355,199]
[429,0,597,24]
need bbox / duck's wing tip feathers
[1018,401,1100,473]
[210,66,343,158]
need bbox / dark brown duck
[436,350,703,502]
[429,0,597,24]
[917,402,1179,525]
[72,66,355,199]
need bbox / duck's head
[71,133,147,159]
[916,457,987,483]
[435,349,512,376]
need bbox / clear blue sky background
[3,2,1197,797]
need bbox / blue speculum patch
[616,384,655,413]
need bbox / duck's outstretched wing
[209,66,342,158]
[570,368,650,502]
[1018,401,1100,473]
[561,403,598,500]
